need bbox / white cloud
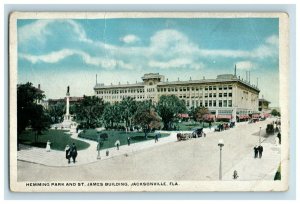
[235,61,256,71]
[18,19,91,45]
[148,58,203,70]
[19,49,134,70]
[120,34,140,44]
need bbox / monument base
[51,114,78,132]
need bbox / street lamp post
[259,127,262,145]
[218,139,224,180]
[97,136,101,160]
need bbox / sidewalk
[222,133,281,181]
[17,130,178,167]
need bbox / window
[228,100,232,107]
[205,86,208,91]
[224,93,227,97]
[209,86,212,90]
[213,93,217,97]
[213,86,217,90]
[219,86,223,90]
[209,100,212,107]
[209,93,212,98]
[219,100,222,107]
[219,93,222,97]
[224,86,228,90]
[187,87,190,91]
[200,101,203,107]
[229,93,232,97]
[213,100,216,107]
[205,93,208,98]
[223,100,227,107]
[191,87,194,91]
[228,86,232,90]
[205,100,208,107]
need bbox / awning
[216,115,232,119]
[203,114,215,120]
[237,115,250,119]
[252,114,260,118]
[178,113,189,118]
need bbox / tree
[133,100,161,138]
[17,82,50,143]
[48,102,65,124]
[271,109,281,117]
[194,106,209,123]
[102,102,122,129]
[119,97,137,128]
[157,95,187,130]
[17,82,46,134]
[75,95,105,129]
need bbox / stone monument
[64,86,71,121]
[52,86,77,131]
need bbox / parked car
[192,128,204,138]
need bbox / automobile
[192,128,204,138]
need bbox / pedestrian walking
[155,134,159,143]
[65,144,71,164]
[70,143,78,163]
[253,146,258,158]
[258,145,263,158]
[233,170,239,179]
[115,140,120,150]
[277,132,281,144]
[127,137,131,146]
[45,140,51,152]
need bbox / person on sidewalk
[45,140,51,152]
[127,137,131,146]
[253,146,258,158]
[277,132,281,145]
[258,145,263,158]
[155,133,159,143]
[70,143,78,163]
[115,140,120,150]
[65,144,71,164]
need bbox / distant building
[94,69,260,121]
[258,98,271,112]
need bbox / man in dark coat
[155,133,159,143]
[258,145,263,158]
[253,146,258,158]
[70,143,78,163]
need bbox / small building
[258,98,271,112]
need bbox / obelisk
[65,86,70,120]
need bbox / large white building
[94,72,260,121]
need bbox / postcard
[9,12,289,192]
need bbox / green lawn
[78,129,169,149]
[18,129,90,151]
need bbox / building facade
[94,73,260,121]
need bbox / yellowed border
[9,12,289,192]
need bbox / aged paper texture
[9,12,289,192]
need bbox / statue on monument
[67,86,70,94]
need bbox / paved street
[17,119,280,182]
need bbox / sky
[17,18,279,107]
